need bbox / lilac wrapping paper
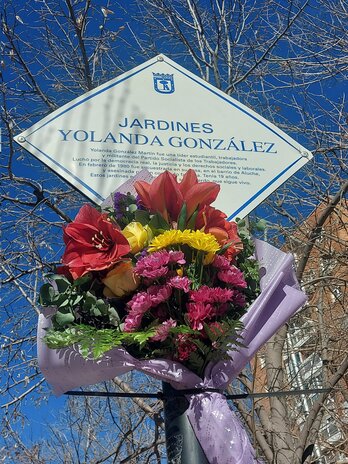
[37,239,307,464]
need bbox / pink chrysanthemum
[139,266,169,280]
[168,250,186,265]
[168,276,191,293]
[127,291,153,313]
[124,313,143,332]
[124,292,153,332]
[209,287,235,303]
[212,254,231,270]
[187,301,214,330]
[135,251,169,275]
[217,266,247,288]
[147,284,172,306]
[189,286,212,303]
[213,255,247,288]
[135,250,185,280]
[189,286,234,304]
[150,318,177,342]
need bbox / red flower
[134,169,220,224]
[62,204,130,279]
[175,334,197,361]
[196,205,243,259]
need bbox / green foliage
[252,218,268,232]
[188,346,211,376]
[44,324,158,359]
[169,325,199,335]
[134,209,151,225]
[186,208,199,230]
[235,219,260,302]
[177,203,187,231]
[148,212,170,232]
[39,274,121,329]
[186,261,201,290]
[187,319,245,377]
[125,327,157,348]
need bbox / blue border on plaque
[227,157,302,220]
[23,56,305,217]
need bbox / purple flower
[113,192,129,220]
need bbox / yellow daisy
[147,230,184,252]
[184,230,220,253]
[148,229,220,254]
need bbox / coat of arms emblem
[153,73,175,94]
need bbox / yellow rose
[122,222,152,254]
[102,261,139,298]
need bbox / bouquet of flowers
[38,168,307,464]
[39,169,260,378]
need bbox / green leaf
[83,291,97,309]
[57,296,71,308]
[73,273,92,287]
[71,294,84,306]
[54,310,75,327]
[177,203,187,231]
[107,307,121,326]
[149,213,170,231]
[169,325,199,335]
[56,279,71,293]
[44,325,129,359]
[216,240,235,255]
[79,337,91,358]
[124,327,157,347]
[39,283,56,305]
[203,323,221,342]
[134,209,150,225]
[186,208,198,230]
[43,329,77,349]
[45,275,71,293]
[253,218,268,232]
[90,305,102,317]
[188,350,205,376]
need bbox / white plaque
[14,54,312,219]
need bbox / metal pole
[162,382,209,464]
